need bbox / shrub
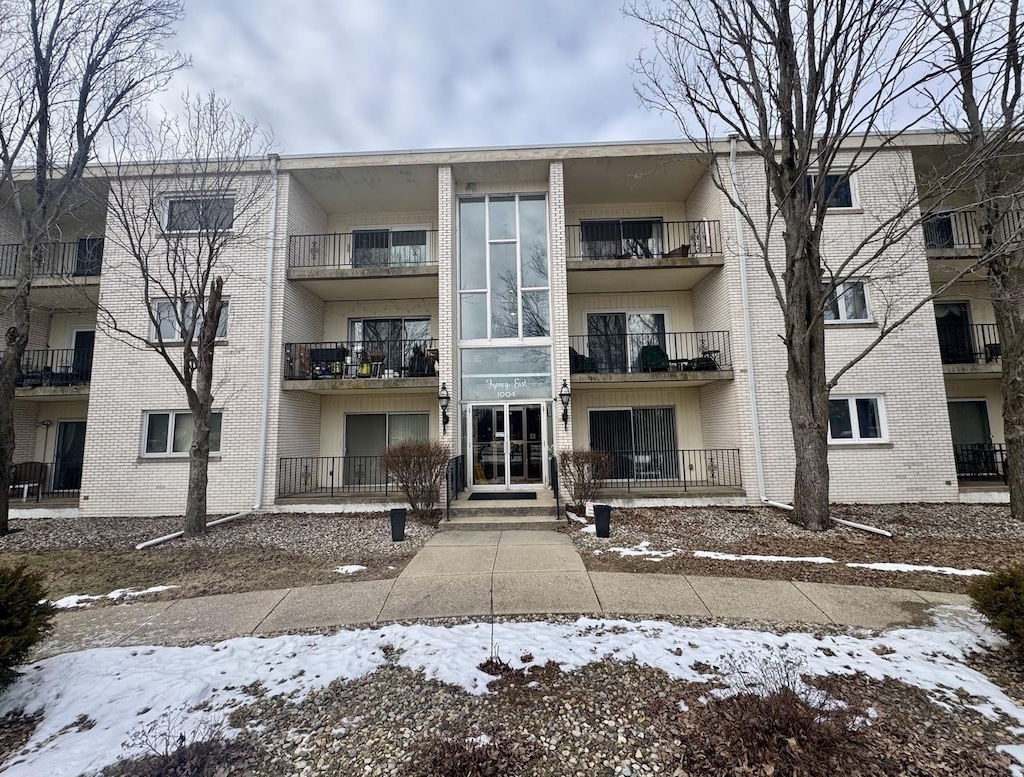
[969,565,1024,657]
[0,565,56,691]
[676,653,869,775]
[380,439,451,518]
[411,730,536,777]
[557,449,612,515]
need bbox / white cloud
[164,0,680,154]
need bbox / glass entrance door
[470,404,545,488]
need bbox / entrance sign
[461,346,551,401]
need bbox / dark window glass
[166,198,235,231]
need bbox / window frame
[163,195,236,234]
[150,298,230,343]
[806,173,857,210]
[827,395,887,444]
[141,410,223,457]
[579,217,664,260]
[823,279,871,323]
[350,223,432,267]
[457,194,552,344]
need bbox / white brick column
[548,161,573,452]
[437,165,459,453]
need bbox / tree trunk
[989,255,1024,520]
[183,277,225,537]
[784,235,832,531]
[0,243,33,535]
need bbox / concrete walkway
[41,531,971,658]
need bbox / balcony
[594,448,743,493]
[565,220,724,293]
[278,455,394,499]
[286,230,439,301]
[936,322,1001,376]
[569,330,733,387]
[283,339,439,394]
[0,239,103,283]
[9,459,82,503]
[14,348,92,396]
[924,209,1023,255]
[953,443,1007,484]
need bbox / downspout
[254,153,281,510]
[728,137,793,512]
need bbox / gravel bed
[97,641,1019,776]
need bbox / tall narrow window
[458,194,550,340]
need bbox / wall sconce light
[438,382,450,434]
[557,379,571,431]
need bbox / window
[823,281,869,322]
[352,228,429,268]
[348,317,431,374]
[806,174,855,208]
[828,396,885,442]
[143,411,222,456]
[580,218,663,259]
[458,195,550,340]
[153,299,230,342]
[589,407,679,480]
[585,312,667,372]
[165,197,235,232]
[343,413,429,487]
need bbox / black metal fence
[566,220,722,260]
[16,348,93,387]
[550,453,560,518]
[596,448,742,490]
[288,231,439,270]
[284,339,438,380]
[936,323,1001,365]
[278,456,394,497]
[953,443,1008,483]
[0,239,103,278]
[569,330,731,374]
[9,460,82,501]
[445,454,465,521]
[923,210,1023,251]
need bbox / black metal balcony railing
[445,454,466,520]
[596,448,742,491]
[569,330,731,374]
[924,209,1024,251]
[566,220,722,261]
[288,231,439,270]
[953,443,1007,483]
[0,239,103,278]
[284,339,439,381]
[15,348,93,387]
[9,460,83,501]
[278,455,393,497]
[936,323,1001,365]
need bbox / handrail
[288,230,439,270]
[569,330,731,373]
[283,339,439,380]
[594,448,742,491]
[565,219,722,260]
[0,239,103,278]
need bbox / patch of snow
[1,608,1022,777]
[581,524,596,535]
[566,511,588,524]
[465,733,492,747]
[846,562,991,577]
[334,565,367,575]
[607,541,676,561]
[694,551,836,564]
[49,586,178,610]
[999,745,1024,777]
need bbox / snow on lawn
[333,565,368,575]
[694,550,836,564]
[606,541,677,561]
[1,608,1022,777]
[49,586,178,610]
[847,562,992,577]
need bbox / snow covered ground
[0,607,1021,776]
[48,586,178,610]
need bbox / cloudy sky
[165,0,680,155]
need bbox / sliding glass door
[589,407,679,480]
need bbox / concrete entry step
[438,514,563,531]
[447,491,560,519]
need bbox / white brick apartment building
[1,136,1010,517]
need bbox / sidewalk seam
[788,581,836,624]
[373,579,398,624]
[115,600,178,646]
[682,575,714,618]
[250,589,293,635]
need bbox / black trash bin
[390,508,407,542]
[594,504,611,538]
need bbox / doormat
[468,492,537,501]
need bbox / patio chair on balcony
[407,344,438,377]
[9,461,47,501]
[638,344,670,372]
[569,347,597,373]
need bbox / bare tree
[922,0,1024,516]
[0,0,185,535]
[98,92,272,536]
[630,0,955,529]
